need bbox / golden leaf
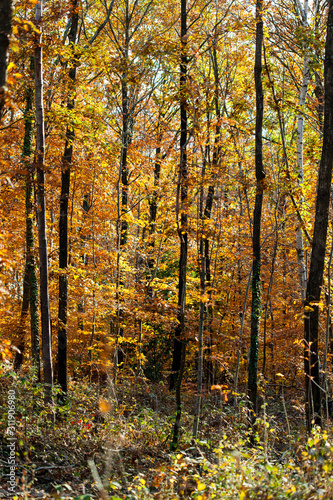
[98,399,111,414]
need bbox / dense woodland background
[2,0,333,498]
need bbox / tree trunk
[203,39,221,387]
[14,262,29,371]
[58,0,79,398]
[34,0,53,401]
[149,144,161,238]
[295,0,317,303]
[26,63,40,376]
[248,0,265,427]
[304,0,333,432]
[115,19,131,372]
[0,0,12,115]
[14,80,40,378]
[170,0,187,451]
[120,75,130,247]
[192,226,205,440]
[119,1,130,249]
[295,53,309,302]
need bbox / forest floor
[1,368,333,499]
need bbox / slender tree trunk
[200,45,217,390]
[170,0,187,450]
[144,136,162,298]
[14,80,40,378]
[149,143,161,239]
[248,0,265,427]
[58,0,79,398]
[193,186,215,438]
[204,237,214,386]
[14,263,30,371]
[147,135,161,237]
[0,0,12,115]
[120,75,129,247]
[324,225,333,374]
[192,233,204,440]
[29,200,40,380]
[304,0,333,432]
[234,267,252,398]
[115,3,131,372]
[203,39,221,386]
[120,1,130,249]
[314,0,324,137]
[26,62,40,376]
[192,148,208,439]
[295,0,313,303]
[296,58,309,302]
[262,232,278,376]
[34,0,53,401]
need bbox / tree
[14,60,40,379]
[57,0,115,390]
[295,0,311,303]
[0,0,12,115]
[34,0,53,401]
[248,0,265,428]
[57,0,79,398]
[304,0,333,432]
[170,0,188,450]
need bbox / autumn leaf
[98,399,111,414]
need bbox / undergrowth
[1,367,333,499]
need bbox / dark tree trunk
[170,0,187,450]
[120,75,130,247]
[14,81,40,378]
[34,0,53,401]
[58,0,79,398]
[146,139,162,297]
[304,0,333,432]
[203,39,221,386]
[26,60,40,376]
[193,233,205,439]
[149,144,161,238]
[248,0,265,427]
[119,3,131,249]
[29,208,40,380]
[14,263,30,371]
[0,0,12,115]
[193,184,215,439]
[115,7,131,372]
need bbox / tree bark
[145,137,162,298]
[248,0,265,427]
[295,0,319,303]
[0,0,12,115]
[14,79,40,378]
[26,64,40,377]
[120,74,130,247]
[119,0,131,249]
[304,0,333,432]
[114,2,131,372]
[14,259,30,371]
[295,52,309,302]
[35,0,53,401]
[170,0,187,450]
[58,0,79,398]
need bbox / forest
[1,0,333,498]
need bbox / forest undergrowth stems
[281,380,291,448]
